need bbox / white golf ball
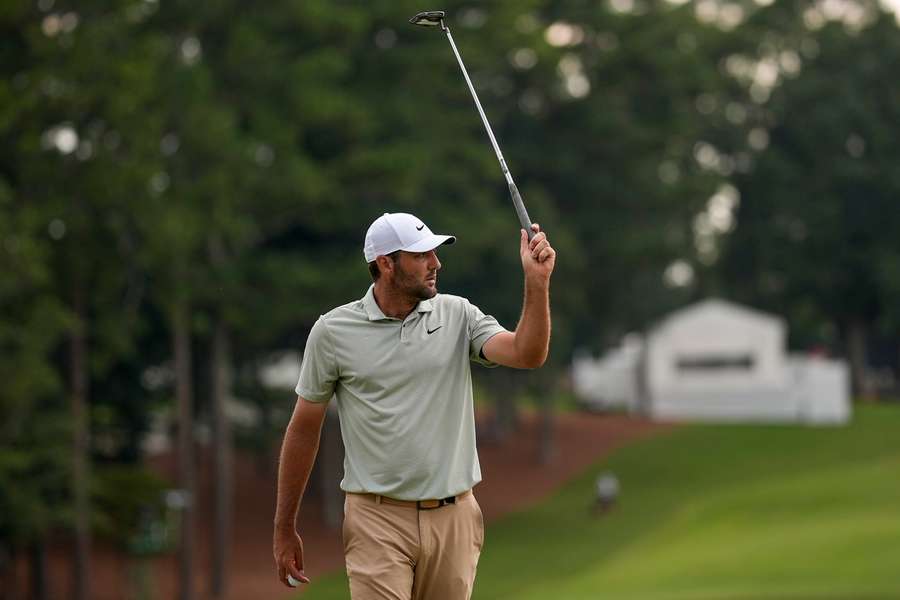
[287,574,301,587]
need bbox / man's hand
[273,397,326,588]
[274,527,310,587]
[520,223,556,282]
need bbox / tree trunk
[5,546,18,600]
[846,318,875,400]
[319,405,344,530]
[70,285,91,600]
[538,390,556,466]
[896,341,900,398]
[256,395,274,477]
[30,540,48,600]
[210,319,232,599]
[487,370,519,444]
[173,301,195,600]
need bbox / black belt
[353,489,472,510]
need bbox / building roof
[651,298,786,336]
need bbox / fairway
[299,405,900,599]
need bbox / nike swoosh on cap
[416,224,425,231]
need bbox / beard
[392,262,437,300]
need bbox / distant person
[273,213,556,599]
[592,472,620,516]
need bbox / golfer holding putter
[273,212,555,599]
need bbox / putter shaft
[444,30,511,184]
[442,24,535,240]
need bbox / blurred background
[2,0,899,598]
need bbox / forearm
[482,225,555,369]
[273,402,326,533]
[512,275,551,368]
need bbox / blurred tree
[144,0,374,592]
[0,2,70,592]
[719,3,900,396]
[0,186,69,598]
[1,0,168,597]
[493,1,741,351]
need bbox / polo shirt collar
[363,285,435,321]
[417,298,435,313]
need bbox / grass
[298,405,900,599]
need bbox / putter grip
[509,182,535,240]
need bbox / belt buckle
[418,496,455,510]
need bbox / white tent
[572,299,851,425]
[572,335,643,412]
[644,299,791,421]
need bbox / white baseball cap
[363,213,455,263]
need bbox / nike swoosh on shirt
[427,326,443,335]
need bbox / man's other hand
[274,527,310,587]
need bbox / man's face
[389,250,442,300]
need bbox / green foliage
[0,0,170,556]
[0,408,70,546]
[91,465,171,552]
[718,6,900,351]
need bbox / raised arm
[482,224,556,369]
[273,396,328,587]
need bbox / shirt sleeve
[465,299,507,368]
[294,316,338,403]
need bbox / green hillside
[301,405,900,599]
[475,405,900,599]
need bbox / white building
[572,334,643,412]
[573,299,851,425]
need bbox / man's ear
[376,254,395,277]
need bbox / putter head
[409,10,445,27]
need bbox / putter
[409,10,536,241]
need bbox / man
[273,212,555,599]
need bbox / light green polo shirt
[295,285,506,500]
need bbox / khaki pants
[343,492,484,600]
